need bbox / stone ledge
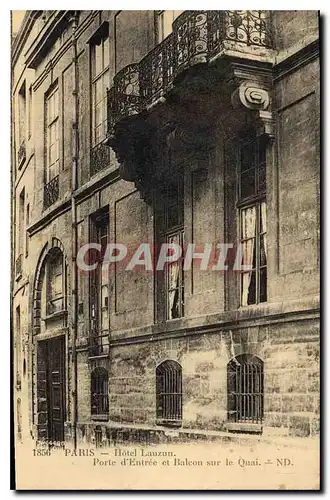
[109,295,320,345]
[73,420,319,448]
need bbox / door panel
[48,337,65,442]
[36,337,65,442]
[37,343,49,440]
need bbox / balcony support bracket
[231,79,275,140]
[107,117,154,203]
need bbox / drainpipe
[69,10,79,450]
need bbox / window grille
[227,354,264,424]
[156,360,182,426]
[91,367,109,418]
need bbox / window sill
[225,422,262,434]
[88,354,109,360]
[91,414,109,422]
[239,302,267,310]
[156,419,182,428]
[42,310,68,322]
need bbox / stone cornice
[73,166,120,203]
[102,296,320,348]
[31,12,98,92]
[11,11,39,67]
[24,11,68,70]
[27,196,71,237]
[274,37,319,81]
[30,287,320,352]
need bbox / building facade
[11,10,320,446]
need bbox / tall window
[227,354,264,425]
[91,367,109,419]
[90,209,109,356]
[46,248,64,315]
[18,188,25,257]
[28,85,32,140]
[18,81,26,148]
[156,360,182,426]
[15,306,21,388]
[238,136,267,306]
[91,31,109,147]
[163,175,184,320]
[45,85,59,182]
[156,11,183,42]
[25,203,30,257]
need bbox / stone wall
[75,316,319,438]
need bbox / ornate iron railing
[107,10,273,132]
[90,142,111,177]
[43,175,59,210]
[15,253,22,278]
[89,333,110,358]
[18,140,26,167]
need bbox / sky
[11,10,25,34]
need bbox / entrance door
[37,336,65,442]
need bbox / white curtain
[168,261,180,317]
[261,201,267,264]
[241,207,256,306]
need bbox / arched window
[227,354,264,424]
[46,247,65,315]
[91,368,109,419]
[156,360,182,426]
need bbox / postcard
[11,9,320,490]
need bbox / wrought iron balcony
[43,175,59,210]
[17,140,26,168]
[90,142,111,177]
[107,10,273,132]
[89,333,110,358]
[15,253,22,279]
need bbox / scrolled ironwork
[207,11,226,56]
[90,142,111,177]
[109,63,141,131]
[225,10,272,47]
[140,34,175,105]
[174,10,208,75]
[107,10,273,138]
[43,175,59,210]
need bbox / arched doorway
[32,239,68,442]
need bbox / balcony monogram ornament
[237,85,270,110]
